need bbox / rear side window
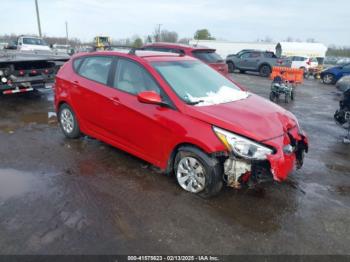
[113,58,160,95]
[192,50,223,63]
[263,52,276,58]
[78,56,113,84]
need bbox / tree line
[1,30,349,57]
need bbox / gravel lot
[0,72,349,255]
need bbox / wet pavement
[0,74,349,255]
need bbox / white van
[17,36,51,51]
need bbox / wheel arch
[165,142,225,176]
[259,63,272,71]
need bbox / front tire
[227,62,236,73]
[174,146,223,198]
[58,104,81,139]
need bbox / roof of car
[74,50,196,62]
[143,42,215,51]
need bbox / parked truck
[226,50,292,77]
[0,36,69,95]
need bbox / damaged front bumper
[223,127,308,188]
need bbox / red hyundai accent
[142,42,229,75]
[55,50,308,197]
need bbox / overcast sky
[2,0,350,46]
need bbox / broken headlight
[213,126,273,160]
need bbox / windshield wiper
[186,100,204,105]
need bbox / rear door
[72,55,118,138]
[236,51,261,70]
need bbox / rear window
[192,50,223,63]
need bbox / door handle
[73,80,79,84]
[110,96,120,105]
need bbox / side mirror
[137,91,162,105]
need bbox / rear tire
[174,146,223,198]
[58,104,81,139]
[322,73,335,85]
[259,65,271,77]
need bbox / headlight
[213,126,273,160]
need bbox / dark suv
[143,42,228,75]
[226,50,292,77]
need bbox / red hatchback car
[55,50,308,197]
[143,42,229,75]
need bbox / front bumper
[265,127,308,182]
[222,127,308,188]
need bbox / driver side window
[240,52,251,59]
[113,59,160,95]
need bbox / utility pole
[157,24,162,42]
[65,21,69,45]
[34,0,42,37]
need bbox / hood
[185,94,298,142]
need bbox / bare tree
[160,30,178,43]
[306,38,316,43]
[285,36,294,42]
[178,38,191,44]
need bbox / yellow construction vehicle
[93,36,111,50]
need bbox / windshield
[22,38,48,46]
[99,37,109,43]
[152,60,249,106]
[192,50,223,63]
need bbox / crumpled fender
[265,128,308,181]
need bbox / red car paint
[55,51,308,183]
[142,42,229,75]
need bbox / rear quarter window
[72,58,84,72]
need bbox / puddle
[329,186,350,196]
[326,163,350,174]
[20,112,57,125]
[0,169,37,201]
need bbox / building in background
[276,42,328,63]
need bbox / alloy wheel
[176,157,206,193]
[60,108,74,134]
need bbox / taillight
[306,59,311,65]
[19,70,25,76]
[31,69,38,75]
[44,69,49,74]
[277,59,283,64]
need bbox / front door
[104,58,176,165]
